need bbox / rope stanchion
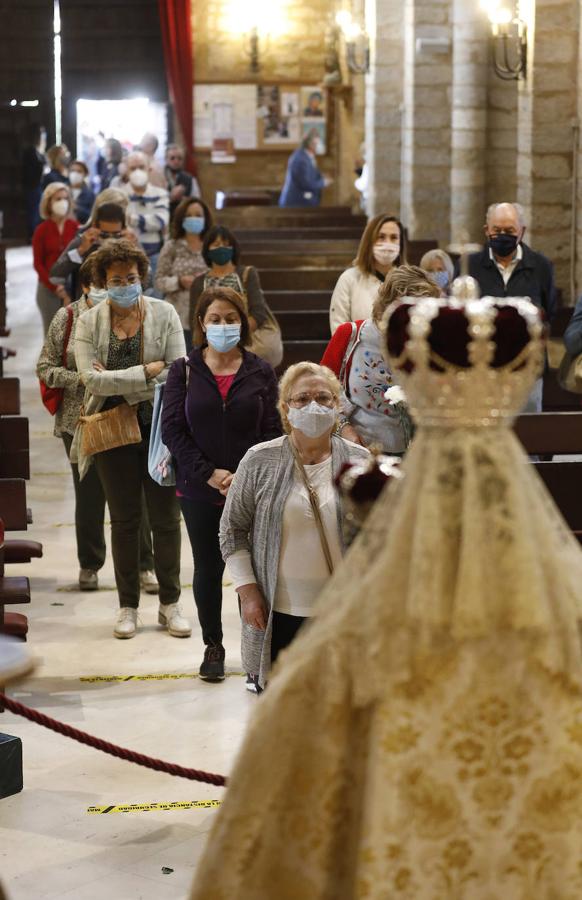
[0,693,227,787]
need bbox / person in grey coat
[220,361,370,690]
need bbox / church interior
[2,0,582,898]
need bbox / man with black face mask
[461,202,556,321]
[456,202,556,412]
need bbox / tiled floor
[0,248,253,900]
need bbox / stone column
[400,0,453,243]
[449,0,488,244]
[364,0,405,218]
[517,0,578,300]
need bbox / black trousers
[94,440,181,608]
[180,497,224,646]
[271,611,306,665]
[62,434,155,573]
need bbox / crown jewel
[385,295,545,427]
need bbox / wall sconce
[224,0,288,74]
[481,0,527,80]
[335,10,370,75]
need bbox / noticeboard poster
[194,83,327,154]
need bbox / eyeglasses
[288,392,335,408]
[167,154,182,161]
[106,274,140,287]
[99,231,123,240]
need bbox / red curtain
[158,0,196,174]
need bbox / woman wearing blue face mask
[217,361,370,691]
[161,287,281,683]
[189,225,283,368]
[155,197,212,352]
[419,248,455,296]
[72,240,187,640]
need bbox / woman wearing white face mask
[122,150,169,282]
[219,362,370,690]
[33,183,79,334]
[329,214,407,334]
[36,257,111,590]
[161,287,281,683]
[68,159,95,224]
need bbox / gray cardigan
[219,434,370,687]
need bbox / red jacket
[32,218,79,292]
[320,319,365,387]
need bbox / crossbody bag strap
[62,305,74,366]
[288,438,334,575]
[338,321,360,393]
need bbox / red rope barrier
[0,694,227,787]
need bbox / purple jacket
[161,348,281,503]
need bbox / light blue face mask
[205,324,241,353]
[88,286,108,305]
[183,216,205,235]
[432,270,449,290]
[107,282,141,308]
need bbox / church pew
[219,204,359,222]
[0,379,20,416]
[260,268,343,291]
[236,227,365,241]
[244,251,355,270]
[0,480,27,531]
[277,311,330,342]
[280,340,329,368]
[0,418,29,480]
[265,290,332,311]
[514,412,582,455]
[534,462,582,541]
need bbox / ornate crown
[384,295,545,427]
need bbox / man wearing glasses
[164,144,202,217]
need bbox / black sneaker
[199,643,225,682]
[245,673,260,693]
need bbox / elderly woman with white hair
[419,248,455,294]
[220,362,370,690]
[32,183,79,333]
[122,150,169,281]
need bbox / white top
[489,243,523,286]
[226,455,342,618]
[329,267,383,334]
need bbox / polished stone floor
[0,248,252,900]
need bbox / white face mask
[69,171,84,187]
[52,199,69,218]
[287,401,336,439]
[373,242,400,266]
[129,168,148,188]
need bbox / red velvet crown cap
[387,302,539,371]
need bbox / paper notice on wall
[194,85,257,150]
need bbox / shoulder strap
[288,438,334,575]
[61,305,74,366]
[242,266,251,289]
[183,355,191,388]
[338,321,363,391]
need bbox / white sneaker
[114,607,138,639]
[140,570,159,595]
[158,603,192,638]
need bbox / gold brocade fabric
[191,425,582,900]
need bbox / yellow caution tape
[87,799,221,814]
[80,672,244,683]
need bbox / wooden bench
[0,418,29,480]
[260,268,343,291]
[0,379,20,416]
[237,227,365,241]
[265,290,332,311]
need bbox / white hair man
[458,201,556,411]
[122,150,169,281]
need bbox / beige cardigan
[329,266,383,334]
[70,296,185,478]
